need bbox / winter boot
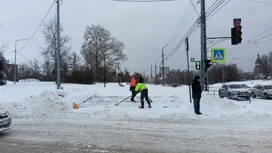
[139,102,144,109]
[147,101,152,108]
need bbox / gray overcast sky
[0,0,272,74]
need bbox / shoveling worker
[129,76,138,102]
[135,77,151,109]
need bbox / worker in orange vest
[129,76,138,102]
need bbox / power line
[205,0,220,13]
[166,3,192,46]
[243,0,272,5]
[165,21,199,61]
[165,1,197,53]
[206,0,225,16]
[228,36,272,56]
[166,7,196,53]
[165,20,199,61]
[228,32,272,55]
[206,0,230,21]
[114,0,174,2]
[190,0,200,16]
[164,0,230,62]
[17,52,30,61]
[18,0,56,52]
[209,26,272,52]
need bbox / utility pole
[14,43,17,84]
[117,62,120,83]
[14,38,27,84]
[56,0,61,89]
[155,61,159,85]
[222,63,225,84]
[162,44,168,86]
[200,0,208,91]
[151,64,153,81]
[104,54,106,88]
[185,37,192,103]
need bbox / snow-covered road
[1,116,271,153]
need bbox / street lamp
[162,44,168,86]
[103,53,106,88]
[155,60,160,84]
[151,60,159,84]
[14,38,28,84]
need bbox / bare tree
[81,25,127,81]
[40,17,72,79]
[0,24,8,54]
[208,64,241,83]
[0,41,8,54]
[260,54,270,79]
[29,58,41,79]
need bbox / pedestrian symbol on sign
[214,51,224,60]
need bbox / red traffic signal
[235,26,242,32]
[231,25,242,45]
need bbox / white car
[218,84,251,100]
[0,107,12,132]
[251,84,272,99]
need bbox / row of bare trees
[3,18,129,84]
[163,63,256,85]
[40,18,128,83]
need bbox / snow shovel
[148,97,153,103]
[115,96,131,106]
[73,95,95,109]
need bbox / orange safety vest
[130,77,137,87]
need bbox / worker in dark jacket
[135,77,151,109]
[191,76,202,115]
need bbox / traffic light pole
[206,37,232,39]
[200,0,208,91]
[185,37,192,103]
[56,0,61,89]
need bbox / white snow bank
[12,91,69,118]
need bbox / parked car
[241,84,251,89]
[251,84,272,99]
[218,84,250,100]
[0,107,12,132]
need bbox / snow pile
[13,91,69,118]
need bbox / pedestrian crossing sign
[211,48,226,63]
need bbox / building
[254,54,262,79]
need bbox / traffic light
[205,59,212,71]
[231,25,242,45]
[195,61,201,70]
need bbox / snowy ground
[0,80,272,153]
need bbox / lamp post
[151,60,159,84]
[162,44,168,86]
[14,38,28,84]
[104,53,106,88]
[155,60,159,84]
